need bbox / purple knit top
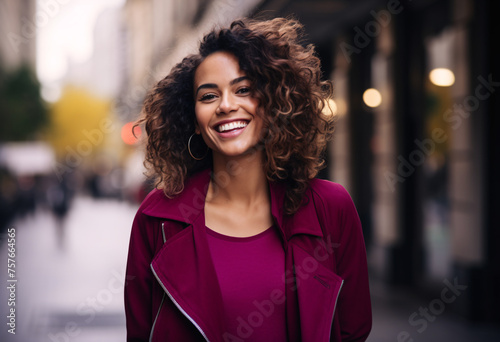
[205,225,287,341]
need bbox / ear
[194,121,201,135]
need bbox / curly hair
[136,17,335,215]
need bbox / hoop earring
[188,133,208,160]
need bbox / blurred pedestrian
[0,168,18,232]
[125,17,371,341]
[47,174,73,250]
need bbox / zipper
[149,293,166,342]
[150,265,210,342]
[161,222,166,243]
[149,222,167,341]
[327,279,344,341]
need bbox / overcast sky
[36,0,124,99]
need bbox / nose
[216,92,239,115]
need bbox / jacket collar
[142,168,323,240]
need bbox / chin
[215,145,260,158]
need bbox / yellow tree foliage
[46,86,114,160]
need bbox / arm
[124,210,156,341]
[331,186,372,341]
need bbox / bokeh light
[429,68,455,87]
[121,122,141,145]
[363,88,382,108]
[322,99,338,117]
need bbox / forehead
[194,51,246,86]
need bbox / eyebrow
[195,76,250,96]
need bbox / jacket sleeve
[331,186,372,341]
[124,209,156,341]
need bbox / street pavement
[367,276,500,342]
[0,196,137,342]
[1,195,499,342]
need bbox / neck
[208,150,268,206]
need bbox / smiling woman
[194,52,264,160]
[126,17,372,342]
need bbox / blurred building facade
[0,0,53,231]
[252,0,499,324]
[117,0,499,325]
[63,7,125,100]
[0,0,37,71]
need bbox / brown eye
[237,87,251,95]
[200,93,217,101]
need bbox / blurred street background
[1,0,499,341]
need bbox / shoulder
[134,187,183,219]
[308,178,355,211]
[132,188,166,225]
[137,188,168,213]
[134,168,211,221]
[306,178,359,226]
[306,178,362,244]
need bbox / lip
[212,118,250,138]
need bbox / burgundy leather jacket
[125,169,372,341]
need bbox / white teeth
[217,121,248,133]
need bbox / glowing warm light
[429,68,455,87]
[121,122,141,145]
[363,88,382,108]
[322,99,338,116]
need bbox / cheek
[194,106,209,127]
[254,109,269,139]
[254,107,266,127]
[249,97,260,111]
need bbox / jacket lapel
[291,243,344,342]
[272,182,344,342]
[269,180,325,242]
[151,210,226,342]
[146,169,225,341]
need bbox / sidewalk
[0,196,138,342]
[367,275,500,342]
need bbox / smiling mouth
[215,120,249,133]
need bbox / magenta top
[205,225,287,341]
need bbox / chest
[204,200,274,237]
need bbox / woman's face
[194,51,263,158]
